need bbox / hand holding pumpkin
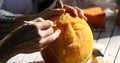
[24,18,61,50]
[64,5,87,20]
[14,5,87,30]
[10,17,61,53]
[34,5,87,20]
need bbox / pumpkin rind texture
[42,13,93,63]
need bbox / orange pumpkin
[41,13,93,63]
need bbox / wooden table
[7,13,120,63]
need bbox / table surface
[7,13,120,63]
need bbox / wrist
[0,25,36,62]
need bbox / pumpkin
[41,13,93,63]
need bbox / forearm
[0,47,18,63]
[0,24,37,47]
[0,25,38,62]
[0,25,25,62]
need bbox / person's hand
[14,5,87,30]
[21,18,61,51]
[34,5,87,20]
[64,5,87,20]
[15,18,61,53]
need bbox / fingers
[39,5,87,20]
[25,18,54,30]
[74,7,87,20]
[38,27,54,38]
[24,17,61,50]
[39,29,61,50]
[64,5,78,17]
[35,20,54,30]
[64,5,87,20]
[33,17,45,22]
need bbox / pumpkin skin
[41,13,93,63]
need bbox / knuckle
[36,18,44,22]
